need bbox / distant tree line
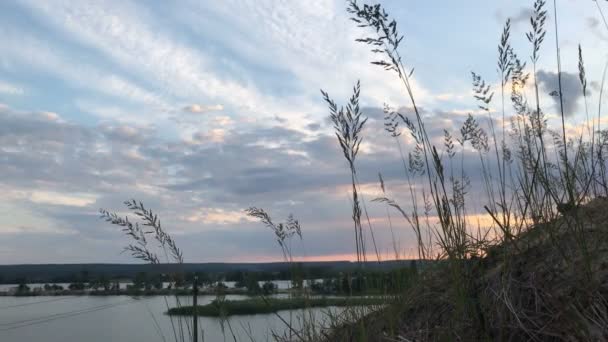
[10,261,420,296]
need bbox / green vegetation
[167,297,388,317]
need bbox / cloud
[274,115,287,124]
[213,116,234,126]
[494,7,535,27]
[182,208,253,225]
[0,225,74,235]
[1,0,602,263]
[0,98,518,263]
[512,8,534,25]
[0,80,24,95]
[435,93,459,101]
[29,191,97,207]
[536,70,586,116]
[100,124,148,144]
[0,200,78,236]
[0,106,158,193]
[13,0,442,137]
[19,0,289,121]
[586,16,608,40]
[183,104,224,113]
[0,29,168,113]
[588,17,599,29]
[306,122,322,131]
[189,128,227,144]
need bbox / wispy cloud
[0,0,604,263]
[0,80,24,95]
[29,191,97,207]
[183,104,224,113]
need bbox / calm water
[0,295,338,342]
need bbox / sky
[0,0,606,264]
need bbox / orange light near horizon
[220,253,360,263]
[293,253,359,262]
[220,250,421,263]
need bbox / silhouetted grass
[101,0,608,340]
[100,200,193,342]
[319,0,608,340]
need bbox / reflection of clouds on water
[0,295,350,342]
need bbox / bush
[262,281,277,295]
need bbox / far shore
[0,287,295,297]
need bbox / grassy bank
[167,296,388,317]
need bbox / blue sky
[0,0,605,263]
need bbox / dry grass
[320,0,608,340]
[328,198,608,341]
[100,0,608,340]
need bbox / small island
[166,296,388,317]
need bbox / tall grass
[100,0,608,340]
[318,0,608,339]
[321,82,371,263]
[100,200,195,342]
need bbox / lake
[0,295,339,341]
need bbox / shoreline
[0,288,292,297]
[167,296,388,317]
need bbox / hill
[327,198,608,341]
